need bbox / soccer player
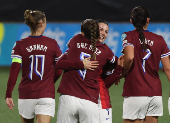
[97,20,123,123]
[55,20,124,123]
[5,10,62,123]
[56,19,117,123]
[121,6,170,123]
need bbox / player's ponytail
[90,20,99,60]
[130,6,149,51]
[81,19,99,60]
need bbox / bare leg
[20,115,34,123]
[123,119,143,123]
[36,114,51,123]
[143,116,158,123]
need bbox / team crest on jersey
[121,33,127,41]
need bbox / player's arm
[54,68,62,83]
[104,65,123,88]
[161,55,170,82]
[53,42,65,83]
[55,53,84,70]
[55,54,99,70]
[6,58,21,110]
[103,55,124,88]
[122,45,134,76]
[54,52,84,82]
[121,33,134,77]
[160,36,170,82]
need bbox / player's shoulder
[101,43,114,54]
[42,36,58,43]
[67,34,87,47]
[70,34,84,42]
[15,37,29,45]
[147,31,164,39]
[103,43,111,50]
[121,30,136,40]
[122,30,136,35]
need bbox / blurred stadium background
[1,0,170,122]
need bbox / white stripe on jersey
[122,43,134,48]
[122,40,128,45]
[121,43,134,54]
[161,51,170,58]
[110,56,115,63]
[55,54,63,62]
[64,48,69,55]
[106,69,115,75]
[11,55,22,59]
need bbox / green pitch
[0,67,170,122]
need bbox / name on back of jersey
[77,43,101,55]
[139,38,154,46]
[26,44,48,52]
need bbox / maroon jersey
[57,34,115,103]
[11,35,62,99]
[121,30,170,96]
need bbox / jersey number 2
[29,55,45,80]
[142,49,151,73]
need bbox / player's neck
[30,31,43,36]
[143,24,148,30]
[143,27,148,30]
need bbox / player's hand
[118,55,124,67]
[6,98,15,110]
[114,79,120,85]
[82,56,99,70]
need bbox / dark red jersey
[9,35,62,99]
[121,30,170,96]
[57,34,116,103]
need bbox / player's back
[122,30,169,96]
[12,35,62,99]
[58,34,115,103]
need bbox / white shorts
[123,96,163,120]
[99,108,112,123]
[18,98,55,119]
[168,97,170,115]
[57,95,99,123]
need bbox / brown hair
[81,19,99,60]
[24,10,46,33]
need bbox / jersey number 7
[142,49,151,73]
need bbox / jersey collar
[143,30,149,32]
[29,35,43,38]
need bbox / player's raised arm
[55,52,99,71]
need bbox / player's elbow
[164,67,170,82]
[164,66,170,72]
[126,54,134,61]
